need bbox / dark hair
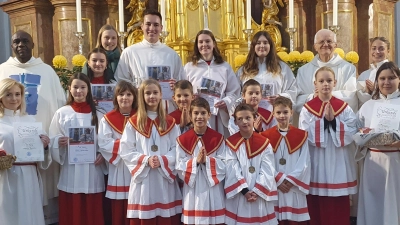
[67,73,99,132]
[190,97,210,114]
[241,31,281,80]
[192,30,224,65]
[113,80,138,111]
[314,66,335,79]
[369,37,390,50]
[174,80,194,94]
[242,79,261,95]
[142,9,162,22]
[273,96,293,110]
[372,61,400,100]
[233,103,257,121]
[86,48,115,83]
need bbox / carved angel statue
[262,0,284,26]
[127,0,147,31]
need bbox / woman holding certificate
[49,73,106,225]
[237,31,297,108]
[184,30,241,137]
[0,78,51,225]
[355,61,400,225]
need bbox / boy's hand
[180,107,191,128]
[365,79,374,94]
[254,116,263,132]
[58,136,69,147]
[148,156,160,168]
[324,102,334,121]
[196,148,204,164]
[245,191,256,202]
[266,95,278,105]
[214,100,227,109]
[169,79,176,90]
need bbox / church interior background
[0,0,400,74]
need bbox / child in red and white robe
[176,97,226,224]
[298,66,357,225]
[169,80,195,134]
[262,96,310,225]
[225,103,278,225]
[98,80,138,225]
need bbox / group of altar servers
[1,8,399,225]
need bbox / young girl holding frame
[49,73,106,225]
[120,79,182,225]
[98,80,138,225]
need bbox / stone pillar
[0,0,55,65]
[355,0,373,72]
[50,0,96,67]
[316,0,358,53]
[369,0,398,63]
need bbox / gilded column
[176,0,186,41]
[225,0,236,39]
[0,0,55,65]
[50,0,97,68]
[237,0,246,40]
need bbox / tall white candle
[289,0,294,28]
[246,0,251,29]
[76,0,82,32]
[160,0,166,31]
[118,0,124,32]
[333,0,338,26]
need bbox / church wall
[0,0,11,64]
[396,1,400,65]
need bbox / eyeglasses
[316,40,335,45]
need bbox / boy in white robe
[176,97,226,224]
[298,66,357,225]
[169,80,195,134]
[225,103,278,225]
[262,96,310,224]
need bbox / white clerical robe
[120,111,182,219]
[0,109,52,225]
[354,91,400,225]
[262,126,310,222]
[299,97,357,196]
[176,128,226,224]
[98,110,135,199]
[295,54,358,114]
[0,57,66,210]
[225,132,278,225]
[185,59,241,137]
[237,60,297,110]
[49,106,105,193]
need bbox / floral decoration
[234,54,247,71]
[52,54,87,91]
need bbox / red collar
[104,109,136,134]
[261,125,308,154]
[257,107,273,125]
[91,76,105,84]
[304,96,347,118]
[177,128,223,155]
[226,132,270,159]
[169,109,182,125]
[71,101,91,113]
[128,114,175,137]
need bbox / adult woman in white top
[185,30,241,137]
[0,78,51,225]
[237,31,297,110]
[355,61,400,225]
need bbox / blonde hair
[137,79,167,133]
[0,78,26,117]
[96,24,121,52]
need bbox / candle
[289,0,294,28]
[246,0,251,29]
[76,0,82,32]
[160,0,166,31]
[333,0,338,26]
[119,0,124,32]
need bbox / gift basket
[0,150,16,170]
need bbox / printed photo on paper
[68,127,96,164]
[198,78,226,115]
[91,84,116,112]
[147,66,173,100]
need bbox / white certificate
[198,77,226,116]
[13,122,44,162]
[92,84,116,112]
[370,103,400,132]
[159,81,173,100]
[68,126,96,164]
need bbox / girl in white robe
[176,97,226,224]
[49,73,106,225]
[185,30,241,138]
[98,80,138,225]
[299,67,357,225]
[228,79,276,135]
[120,79,182,225]
[236,31,297,112]
[225,103,278,225]
[0,78,51,225]
[354,61,400,225]
[261,96,310,224]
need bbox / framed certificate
[13,122,44,162]
[67,126,96,164]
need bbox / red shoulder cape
[261,125,308,154]
[226,132,270,159]
[104,110,136,134]
[257,107,273,125]
[177,128,224,156]
[169,109,182,125]
[304,96,347,118]
[128,114,175,137]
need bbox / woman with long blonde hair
[120,79,182,225]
